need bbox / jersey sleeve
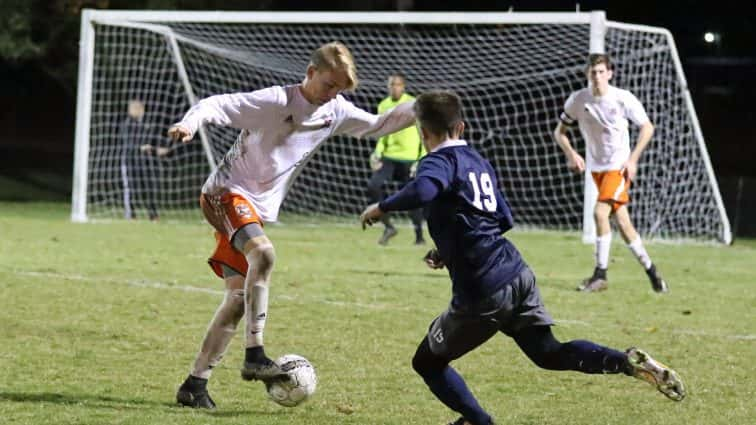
[621,90,651,126]
[175,86,285,136]
[373,98,390,155]
[415,153,454,192]
[378,153,452,212]
[560,91,581,127]
[334,97,416,139]
[378,176,440,212]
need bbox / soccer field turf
[1,202,754,425]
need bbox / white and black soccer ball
[266,354,317,407]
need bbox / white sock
[627,237,653,270]
[245,281,269,348]
[595,233,612,270]
[191,289,244,379]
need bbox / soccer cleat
[576,276,608,292]
[626,347,685,401]
[378,227,398,245]
[176,377,216,409]
[646,265,669,293]
[241,357,286,381]
[414,237,426,245]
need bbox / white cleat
[626,347,686,401]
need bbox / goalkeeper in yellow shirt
[367,73,426,245]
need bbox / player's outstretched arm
[170,88,284,143]
[359,176,440,230]
[336,100,416,140]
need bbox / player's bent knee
[412,338,448,377]
[219,288,245,327]
[245,242,276,272]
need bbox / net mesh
[606,24,726,241]
[82,17,726,241]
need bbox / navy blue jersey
[415,140,525,305]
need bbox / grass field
[1,202,754,425]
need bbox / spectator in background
[119,99,160,220]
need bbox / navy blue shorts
[427,266,554,360]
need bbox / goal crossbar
[72,9,731,244]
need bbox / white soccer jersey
[176,84,416,222]
[560,85,650,171]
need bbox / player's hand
[168,124,193,143]
[423,249,445,269]
[566,151,586,174]
[621,159,638,182]
[359,203,384,230]
[156,147,171,157]
[139,144,154,154]
[369,153,382,171]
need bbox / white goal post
[72,9,732,244]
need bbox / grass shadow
[346,268,445,279]
[0,391,288,417]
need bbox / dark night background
[1,0,754,236]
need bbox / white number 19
[468,171,497,212]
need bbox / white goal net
[73,11,731,243]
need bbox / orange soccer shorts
[591,170,630,213]
[199,192,262,278]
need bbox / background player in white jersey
[167,41,417,409]
[554,54,668,293]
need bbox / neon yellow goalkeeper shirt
[374,93,425,162]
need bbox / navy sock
[514,326,631,375]
[559,340,631,375]
[422,366,491,425]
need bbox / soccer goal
[72,10,731,243]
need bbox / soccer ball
[266,354,317,407]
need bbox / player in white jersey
[169,42,417,409]
[553,54,668,294]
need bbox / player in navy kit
[360,91,685,425]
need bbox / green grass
[1,202,754,425]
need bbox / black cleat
[646,265,669,293]
[577,267,608,292]
[577,276,608,292]
[241,357,286,381]
[176,376,216,409]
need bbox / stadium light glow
[704,31,717,43]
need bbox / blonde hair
[309,42,358,90]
